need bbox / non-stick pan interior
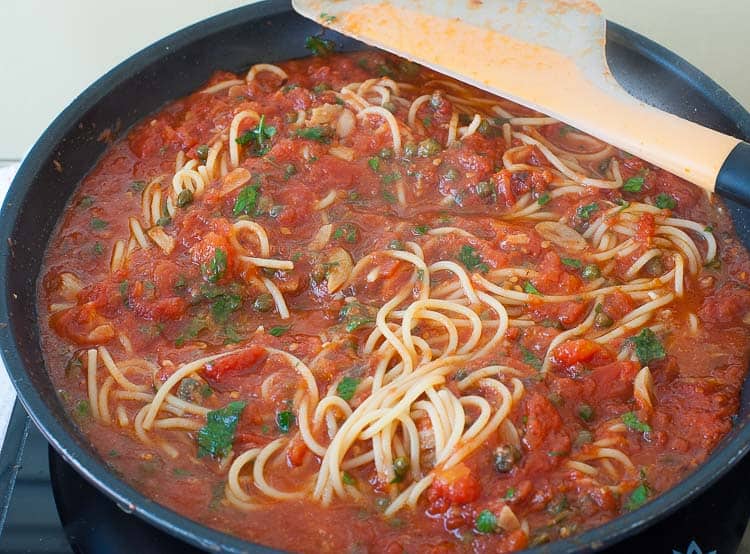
[1,2,750,552]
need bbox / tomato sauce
[38,48,750,552]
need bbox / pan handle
[716,142,750,206]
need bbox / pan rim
[1,2,749,553]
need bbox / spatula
[292,0,750,205]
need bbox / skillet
[1,1,749,552]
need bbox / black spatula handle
[716,141,750,205]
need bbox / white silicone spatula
[292,0,750,204]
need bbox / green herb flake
[475,509,497,534]
[537,192,551,206]
[625,482,650,511]
[197,401,247,458]
[367,157,380,172]
[294,126,332,143]
[92,242,104,255]
[342,471,356,486]
[284,163,297,180]
[276,410,295,433]
[654,193,676,210]
[175,317,208,347]
[561,257,582,269]
[622,411,651,433]
[623,176,645,193]
[91,218,108,230]
[577,203,599,220]
[413,224,429,236]
[704,225,714,233]
[458,245,489,273]
[337,376,360,401]
[130,180,146,192]
[233,183,261,217]
[390,456,410,483]
[202,248,228,283]
[305,35,335,56]
[236,114,276,156]
[381,189,397,203]
[519,345,542,370]
[504,487,516,500]
[75,399,90,419]
[211,294,241,323]
[629,328,666,364]
[340,302,376,332]
[523,281,542,296]
[268,325,291,337]
[79,195,94,208]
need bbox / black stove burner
[0,401,749,553]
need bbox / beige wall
[1,0,748,160]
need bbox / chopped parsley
[236,114,276,156]
[233,183,261,217]
[577,203,598,220]
[367,157,380,172]
[337,377,360,401]
[622,411,651,433]
[654,193,676,210]
[175,317,208,347]
[293,126,333,143]
[458,245,489,273]
[92,242,104,255]
[276,410,295,433]
[79,195,94,208]
[561,257,582,269]
[504,487,516,500]
[129,180,146,192]
[197,401,247,458]
[412,224,429,236]
[305,35,335,56]
[537,192,551,206]
[523,281,542,296]
[519,345,542,370]
[629,328,666,364]
[268,325,291,337]
[475,510,497,534]
[202,248,227,283]
[381,189,397,203]
[333,223,358,243]
[210,293,241,323]
[339,302,376,332]
[623,176,645,193]
[91,218,108,230]
[625,482,650,511]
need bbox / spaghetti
[39,47,750,553]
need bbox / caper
[594,311,613,328]
[195,144,209,161]
[581,264,601,280]
[577,404,594,422]
[176,189,193,208]
[417,138,442,158]
[253,293,274,312]
[392,456,410,482]
[574,430,593,447]
[493,444,521,473]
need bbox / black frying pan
[1,2,750,552]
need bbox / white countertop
[0,164,18,447]
[0,0,748,160]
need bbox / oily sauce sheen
[39,49,750,553]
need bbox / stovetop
[1,400,749,554]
